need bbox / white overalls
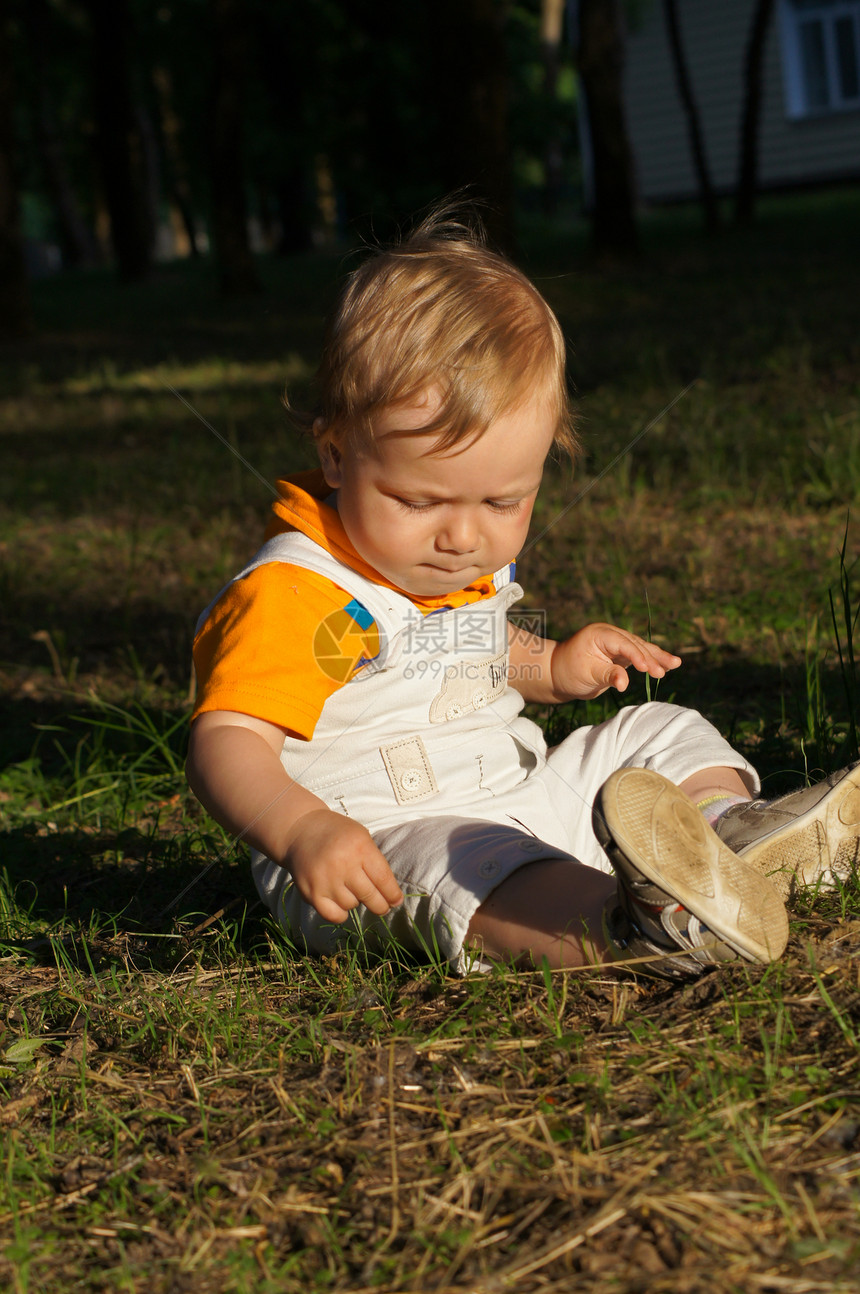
[202,532,759,972]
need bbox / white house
[620,0,860,201]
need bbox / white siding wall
[623,0,860,201]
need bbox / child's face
[320,390,557,596]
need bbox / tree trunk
[209,0,261,296]
[0,0,32,336]
[275,172,313,257]
[86,0,153,281]
[251,6,314,256]
[575,0,639,258]
[136,101,162,260]
[23,0,101,269]
[663,0,720,232]
[735,0,776,224]
[540,0,567,216]
[152,65,201,258]
[433,0,514,253]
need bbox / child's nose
[437,511,480,553]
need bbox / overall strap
[241,532,420,628]
[195,529,515,657]
[194,529,422,663]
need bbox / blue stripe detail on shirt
[344,598,375,631]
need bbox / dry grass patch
[2,921,860,1291]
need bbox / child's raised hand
[552,623,681,700]
[284,809,404,925]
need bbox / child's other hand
[284,809,404,925]
[553,624,681,700]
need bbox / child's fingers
[355,887,399,917]
[311,883,400,925]
[357,854,404,912]
[320,856,403,920]
[311,892,353,924]
[649,650,682,671]
[614,637,680,675]
[630,654,668,677]
[311,882,390,925]
[640,639,681,669]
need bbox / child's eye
[395,498,435,513]
[486,499,523,514]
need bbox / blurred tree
[539,0,567,215]
[314,0,449,239]
[249,0,329,253]
[142,3,212,258]
[85,0,153,280]
[152,63,201,258]
[574,0,639,257]
[209,0,261,294]
[7,0,599,281]
[432,0,514,250]
[21,0,100,267]
[663,0,719,232]
[506,1,580,220]
[0,1,31,335]
[735,0,775,224]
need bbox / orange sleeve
[191,564,380,739]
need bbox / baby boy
[187,209,860,976]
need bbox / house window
[779,0,860,116]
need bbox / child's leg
[677,766,752,804]
[544,703,860,903]
[467,758,860,974]
[466,760,757,969]
[255,815,610,974]
[541,701,760,876]
[258,800,782,977]
[594,767,788,973]
[469,768,789,975]
[467,858,614,969]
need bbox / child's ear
[318,433,343,489]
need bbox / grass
[2,187,860,1290]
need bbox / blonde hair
[310,205,578,458]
